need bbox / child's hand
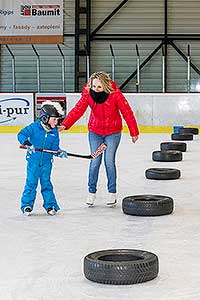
[58,125,66,132]
[58,149,68,158]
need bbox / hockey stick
[19,143,107,159]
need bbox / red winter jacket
[61,81,139,137]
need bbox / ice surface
[0,132,200,300]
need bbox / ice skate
[23,206,32,216]
[46,207,57,215]
[107,193,117,207]
[86,193,96,207]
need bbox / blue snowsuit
[17,119,61,212]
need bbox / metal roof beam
[90,0,129,38]
[120,42,163,89]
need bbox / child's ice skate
[46,207,57,215]
[23,206,32,216]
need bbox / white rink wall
[1,93,200,132]
[66,93,200,126]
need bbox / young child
[17,101,67,216]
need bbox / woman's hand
[131,135,138,143]
[58,125,66,132]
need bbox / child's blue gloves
[27,145,35,155]
[58,149,68,159]
[23,140,35,155]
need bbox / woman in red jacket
[60,72,139,207]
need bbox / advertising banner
[0,93,34,126]
[0,0,63,44]
[35,93,67,121]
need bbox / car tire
[145,168,181,180]
[160,142,187,152]
[122,195,174,216]
[152,150,182,162]
[84,249,159,285]
[179,127,199,135]
[171,133,193,141]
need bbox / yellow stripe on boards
[64,126,174,134]
[1,125,200,134]
[138,126,173,133]
[137,126,200,133]
[62,126,88,133]
[0,126,23,133]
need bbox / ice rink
[1,132,200,300]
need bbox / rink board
[1,93,200,133]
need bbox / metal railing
[5,45,16,92]
[109,44,115,81]
[4,44,67,93]
[2,42,198,93]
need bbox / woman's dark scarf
[90,89,109,104]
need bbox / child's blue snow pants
[21,161,60,212]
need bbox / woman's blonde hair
[88,71,113,93]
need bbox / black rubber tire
[179,127,199,135]
[152,150,182,162]
[122,195,174,216]
[84,249,159,285]
[160,142,187,152]
[145,168,181,180]
[171,133,193,141]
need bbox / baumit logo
[21,4,61,16]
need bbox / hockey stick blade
[19,143,107,159]
[91,142,107,158]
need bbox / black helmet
[39,102,64,126]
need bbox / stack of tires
[171,127,198,141]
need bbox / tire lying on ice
[152,150,182,162]
[122,195,173,216]
[171,133,193,141]
[179,127,199,135]
[160,142,187,152]
[84,249,159,285]
[145,168,181,180]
